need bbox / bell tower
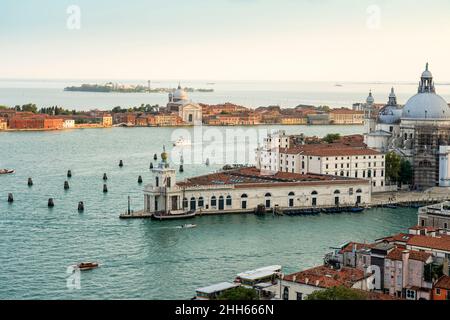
[152,146,176,189]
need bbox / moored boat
[152,210,196,221]
[0,169,15,175]
[75,262,99,271]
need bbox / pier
[119,210,153,219]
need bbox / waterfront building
[366,64,450,189]
[8,115,64,130]
[0,117,7,130]
[279,265,371,300]
[256,131,386,192]
[167,84,202,125]
[418,202,450,231]
[112,113,137,126]
[329,108,364,125]
[101,114,113,127]
[307,113,330,125]
[143,149,371,216]
[279,115,307,125]
[63,119,75,129]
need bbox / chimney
[315,280,320,287]
[305,278,309,285]
[293,275,297,282]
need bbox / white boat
[173,137,191,147]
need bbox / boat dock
[119,210,153,219]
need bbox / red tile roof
[339,242,374,254]
[280,144,381,157]
[177,167,368,188]
[407,234,450,252]
[284,265,367,289]
[435,276,450,290]
[386,248,432,263]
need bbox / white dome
[402,93,450,120]
[173,85,188,101]
[422,69,433,79]
[366,91,374,105]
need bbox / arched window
[288,192,295,207]
[241,194,248,209]
[368,170,372,178]
[283,287,289,301]
[183,198,188,209]
[311,191,318,195]
[211,196,217,207]
[265,193,272,208]
[356,189,362,193]
[190,197,196,211]
[334,190,341,194]
[226,195,232,206]
[198,197,204,208]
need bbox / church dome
[173,84,188,101]
[366,91,374,105]
[402,93,450,119]
[401,63,450,120]
[379,88,402,124]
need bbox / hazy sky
[1,0,450,82]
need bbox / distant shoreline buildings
[0,83,365,131]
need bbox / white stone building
[144,150,372,216]
[256,131,386,192]
[167,84,202,125]
[63,119,75,129]
[365,64,450,189]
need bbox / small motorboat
[180,224,197,229]
[173,137,191,147]
[350,207,365,213]
[75,262,99,271]
[0,169,15,175]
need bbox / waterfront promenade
[371,187,450,207]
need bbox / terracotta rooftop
[280,144,382,157]
[177,167,368,188]
[407,234,450,252]
[386,248,432,263]
[284,265,367,289]
[435,276,450,290]
[339,242,374,254]
[377,233,415,244]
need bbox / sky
[1,0,450,82]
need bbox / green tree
[323,133,341,144]
[399,159,413,185]
[385,151,401,182]
[306,286,368,300]
[216,287,259,301]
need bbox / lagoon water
[0,126,417,299]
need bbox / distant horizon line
[2,77,450,86]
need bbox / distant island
[64,82,214,93]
